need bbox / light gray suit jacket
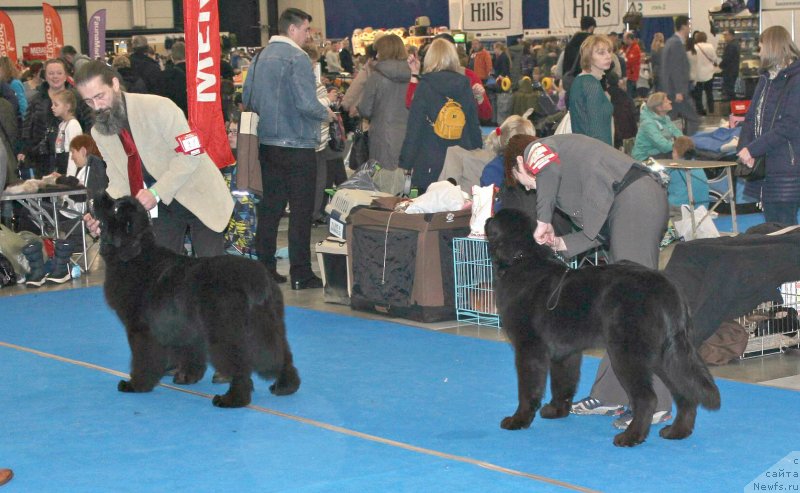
[91,92,234,232]
[659,34,690,99]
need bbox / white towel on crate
[405,180,469,214]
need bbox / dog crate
[737,281,800,359]
[453,238,608,329]
[453,238,500,328]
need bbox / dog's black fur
[485,208,720,446]
[94,194,300,407]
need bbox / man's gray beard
[93,93,129,136]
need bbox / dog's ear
[91,192,115,223]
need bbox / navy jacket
[740,60,800,203]
[399,70,482,191]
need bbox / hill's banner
[449,0,524,34]
[0,10,17,63]
[88,9,106,60]
[42,3,64,59]
[183,0,234,169]
[549,0,625,32]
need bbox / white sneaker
[570,397,625,416]
[612,409,672,430]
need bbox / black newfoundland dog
[485,208,720,447]
[93,194,300,407]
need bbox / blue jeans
[763,202,800,226]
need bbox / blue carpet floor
[1,288,798,492]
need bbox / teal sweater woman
[567,34,614,146]
[632,92,709,208]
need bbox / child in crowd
[51,89,82,176]
[666,135,709,218]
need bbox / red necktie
[119,128,144,197]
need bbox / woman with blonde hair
[399,38,482,191]
[568,34,614,145]
[738,25,800,225]
[492,41,511,78]
[479,115,536,209]
[650,32,666,89]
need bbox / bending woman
[509,134,674,429]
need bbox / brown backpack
[699,320,749,365]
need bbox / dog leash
[381,211,399,285]
[546,266,570,311]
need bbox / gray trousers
[669,97,700,136]
[589,174,673,412]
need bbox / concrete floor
[2,215,799,393]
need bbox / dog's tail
[662,302,721,411]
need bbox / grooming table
[0,189,91,271]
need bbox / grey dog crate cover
[346,207,471,322]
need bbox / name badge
[175,131,204,156]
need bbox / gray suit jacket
[92,92,234,232]
[533,134,636,256]
[659,34,690,99]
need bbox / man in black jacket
[563,16,596,82]
[158,41,188,117]
[339,37,354,74]
[129,35,163,94]
[719,29,741,101]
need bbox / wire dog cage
[738,281,800,359]
[452,238,607,329]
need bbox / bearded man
[75,60,233,256]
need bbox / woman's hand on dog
[83,213,101,236]
[534,221,566,252]
[534,221,555,246]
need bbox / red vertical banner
[42,3,64,60]
[0,11,18,64]
[183,0,234,169]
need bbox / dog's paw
[540,403,569,419]
[500,414,533,430]
[269,367,300,396]
[659,424,692,440]
[118,379,152,393]
[613,430,646,447]
[212,394,250,408]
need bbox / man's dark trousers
[256,144,317,281]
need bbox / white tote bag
[674,204,720,241]
[554,111,572,135]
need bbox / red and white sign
[524,142,560,176]
[42,2,64,60]
[23,42,48,61]
[0,10,18,64]
[183,0,234,169]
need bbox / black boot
[22,242,48,287]
[46,240,72,283]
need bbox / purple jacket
[739,60,800,203]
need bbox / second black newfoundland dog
[93,194,300,407]
[485,208,720,446]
